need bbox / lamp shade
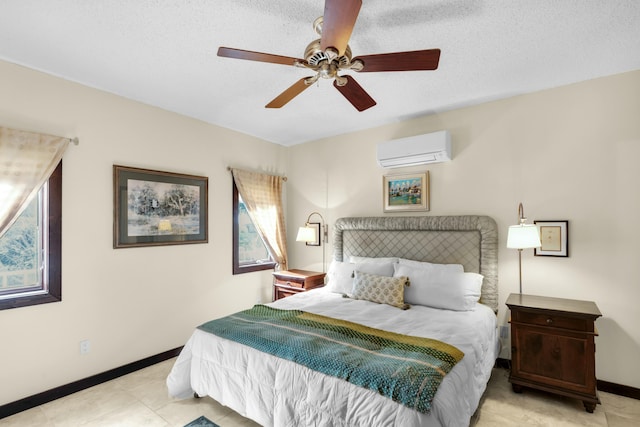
[296,226,316,243]
[507,224,542,249]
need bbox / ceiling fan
[217,0,441,112]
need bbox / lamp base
[518,248,523,294]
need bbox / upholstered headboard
[332,216,499,312]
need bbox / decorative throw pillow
[394,263,483,311]
[351,270,409,309]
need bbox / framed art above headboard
[333,216,499,312]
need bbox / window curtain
[0,127,70,239]
[231,168,288,271]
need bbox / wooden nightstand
[506,293,602,413]
[272,269,326,301]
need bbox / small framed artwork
[113,165,208,248]
[305,222,321,246]
[383,172,429,212]
[534,220,569,257]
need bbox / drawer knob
[546,318,553,324]
[286,281,291,286]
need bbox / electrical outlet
[79,339,90,355]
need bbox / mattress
[167,288,499,426]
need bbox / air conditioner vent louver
[377,130,451,168]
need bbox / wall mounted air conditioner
[377,130,451,168]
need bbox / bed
[167,215,499,426]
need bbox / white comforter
[167,289,498,427]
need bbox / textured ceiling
[1,1,639,146]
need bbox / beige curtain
[232,168,288,271]
[0,127,70,239]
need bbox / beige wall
[1,58,638,405]
[287,70,640,389]
[0,60,287,405]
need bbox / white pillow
[326,260,356,294]
[398,258,464,272]
[326,260,395,295]
[354,261,395,278]
[394,263,483,311]
[349,256,399,264]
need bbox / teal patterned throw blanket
[198,305,463,413]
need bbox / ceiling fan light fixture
[319,62,339,79]
[217,0,440,111]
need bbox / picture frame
[534,220,569,257]
[113,165,208,248]
[305,222,321,246]
[383,172,429,212]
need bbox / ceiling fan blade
[320,0,362,56]
[353,49,441,72]
[333,75,376,112]
[266,78,313,108]
[217,47,303,67]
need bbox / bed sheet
[167,289,498,426]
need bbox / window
[0,162,62,310]
[232,180,275,274]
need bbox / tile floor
[1,358,639,426]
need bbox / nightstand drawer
[274,277,305,288]
[513,311,589,332]
[275,286,302,300]
[272,269,326,301]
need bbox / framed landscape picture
[383,172,429,212]
[113,165,208,248]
